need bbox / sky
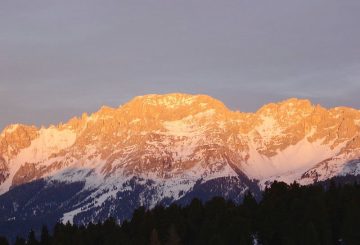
[1,0,360,130]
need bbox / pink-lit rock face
[0,93,360,195]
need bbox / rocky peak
[256,98,314,118]
[128,93,226,108]
[118,93,229,122]
[0,124,38,157]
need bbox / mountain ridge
[0,93,360,233]
[1,94,360,187]
[0,94,335,134]
[1,94,355,136]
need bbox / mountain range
[1,93,360,239]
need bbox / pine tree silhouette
[27,230,39,245]
[0,236,8,245]
[13,237,26,245]
[40,225,51,245]
[166,224,181,245]
[149,228,161,245]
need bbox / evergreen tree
[40,225,51,245]
[27,230,39,245]
[269,232,283,245]
[0,236,8,245]
[166,224,181,245]
[342,197,360,245]
[103,218,121,245]
[243,191,257,209]
[302,222,321,245]
[13,237,26,245]
[208,234,225,245]
[149,228,161,245]
[4,180,360,245]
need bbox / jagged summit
[121,93,230,116]
[128,93,222,107]
[256,98,314,114]
[65,94,358,128]
[59,93,231,130]
[2,94,359,136]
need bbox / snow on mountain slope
[0,127,76,194]
[245,134,343,181]
[0,93,360,226]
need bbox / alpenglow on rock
[0,93,360,238]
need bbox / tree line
[0,180,360,245]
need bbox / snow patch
[163,120,196,137]
[255,116,283,140]
[61,207,83,224]
[162,109,214,137]
[129,118,141,124]
[3,124,20,134]
[355,119,360,127]
[246,137,344,182]
[0,127,76,194]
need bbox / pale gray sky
[1,0,360,130]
